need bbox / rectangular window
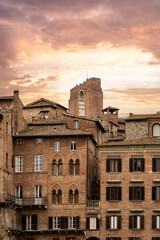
[35,138,43,143]
[106,216,121,230]
[106,187,121,201]
[152,215,160,230]
[86,217,99,230]
[69,217,76,229]
[129,215,144,230]
[74,120,79,128]
[71,141,76,151]
[34,186,42,204]
[129,238,142,240]
[130,158,144,172]
[34,155,42,172]
[22,215,37,230]
[129,187,144,201]
[49,216,79,230]
[55,142,60,151]
[106,158,121,172]
[152,186,160,201]
[53,217,60,229]
[15,186,23,205]
[17,139,24,144]
[153,158,160,172]
[15,156,23,172]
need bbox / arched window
[153,124,160,137]
[79,90,85,116]
[69,189,79,204]
[52,189,62,204]
[58,159,63,175]
[53,160,58,175]
[70,159,74,175]
[75,159,80,175]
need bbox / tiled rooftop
[127,113,160,121]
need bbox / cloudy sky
[1,0,160,116]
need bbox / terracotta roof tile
[127,113,160,121]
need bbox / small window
[53,189,62,204]
[29,111,32,116]
[153,158,160,172]
[153,124,160,137]
[53,217,60,229]
[22,215,37,230]
[55,142,60,151]
[152,186,160,201]
[34,155,42,172]
[106,158,121,172]
[34,186,42,204]
[15,186,23,205]
[106,215,121,230]
[69,217,76,229]
[129,215,144,230]
[129,187,144,201]
[71,141,76,151]
[6,122,9,135]
[17,139,24,144]
[106,187,121,201]
[69,189,79,204]
[86,217,99,230]
[15,156,23,172]
[6,152,8,168]
[152,215,160,230]
[130,158,144,172]
[35,138,43,143]
[74,120,79,128]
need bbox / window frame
[129,158,145,172]
[106,215,121,230]
[152,186,160,201]
[15,156,23,173]
[106,158,121,172]
[129,186,145,201]
[55,142,60,152]
[70,141,76,151]
[34,155,42,172]
[106,187,121,201]
[129,215,144,230]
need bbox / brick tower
[69,77,103,118]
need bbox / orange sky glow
[0,0,160,117]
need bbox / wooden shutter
[129,215,132,229]
[152,215,156,229]
[106,159,110,172]
[22,215,26,230]
[118,159,122,172]
[32,215,37,230]
[152,186,155,200]
[130,158,133,172]
[129,187,132,200]
[60,216,68,229]
[152,158,156,171]
[106,187,109,201]
[76,216,80,229]
[106,216,110,229]
[142,187,145,200]
[140,215,144,229]
[96,217,99,230]
[49,217,53,229]
[86,217,89,230]
[117,216,121,229]
[142,158,145,172]
[118,187,121,200]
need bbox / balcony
[87,200,100,207]
[5,194,47,207]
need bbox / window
[53,190,62,204]
[6,152,8,168]
[129,215,144,230]
[71,141,76,151]
[55,142,60,151]
[129,187,144,201]
[86,217,99,230]
[34,155,42,172]
[129,238,142,240]
[153,124,160,137]
[106,215,121,230]
[34,186,42,204]
[29,111,32,116]
[15,156,23,172]
[17,139,24,144]
[130,158,144,172]
[152,215,160,230]
[69,189,79,204]
[69,217,76,229]
[106,158,121,172]
[79,90,85,116]
[70,159,80,175]
[53,159,63,175]
[153,158,160,172]
[152,186,160,201]
[39,111,48,119]
[35,138,42,143]
[15,186,23,205]
[49,216,79,230]
[74,120,79,128]
[106,187,121,201]
[22,215,37,230]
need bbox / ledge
[153,209,160,213]
[130,180,144,183]
[130,209,144,213]
[153,180,160,183]
[106,209,121,213]
[107,180,121,184]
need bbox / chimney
[129,113,133,117]
[14,90,19,97]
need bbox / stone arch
[52,183,62,191]
[153,123,160,137]
[79,89,85,116]
[68,153,80,161]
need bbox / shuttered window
[22,215,37,230]
[106,187,121,201]
[86,217,99,230]
[129,215,144,230]
[152,215,160,230]
[106,215,121,230]
[106,158,121,172]
[152,186,160,201]
[129,158,145,172]
[152,158,160,172]
[49,216,79,229]
[15,156,23,172]
[129,187,144,201]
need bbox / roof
[102,106,119,112]
[63,113,106,132]
[98,137,160,147]
[14,125,92,137]
[23,98,68,110]
[127,113,160,121]
[0,96,14,101]
[28,119,64,126]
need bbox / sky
[0,0,160,117]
